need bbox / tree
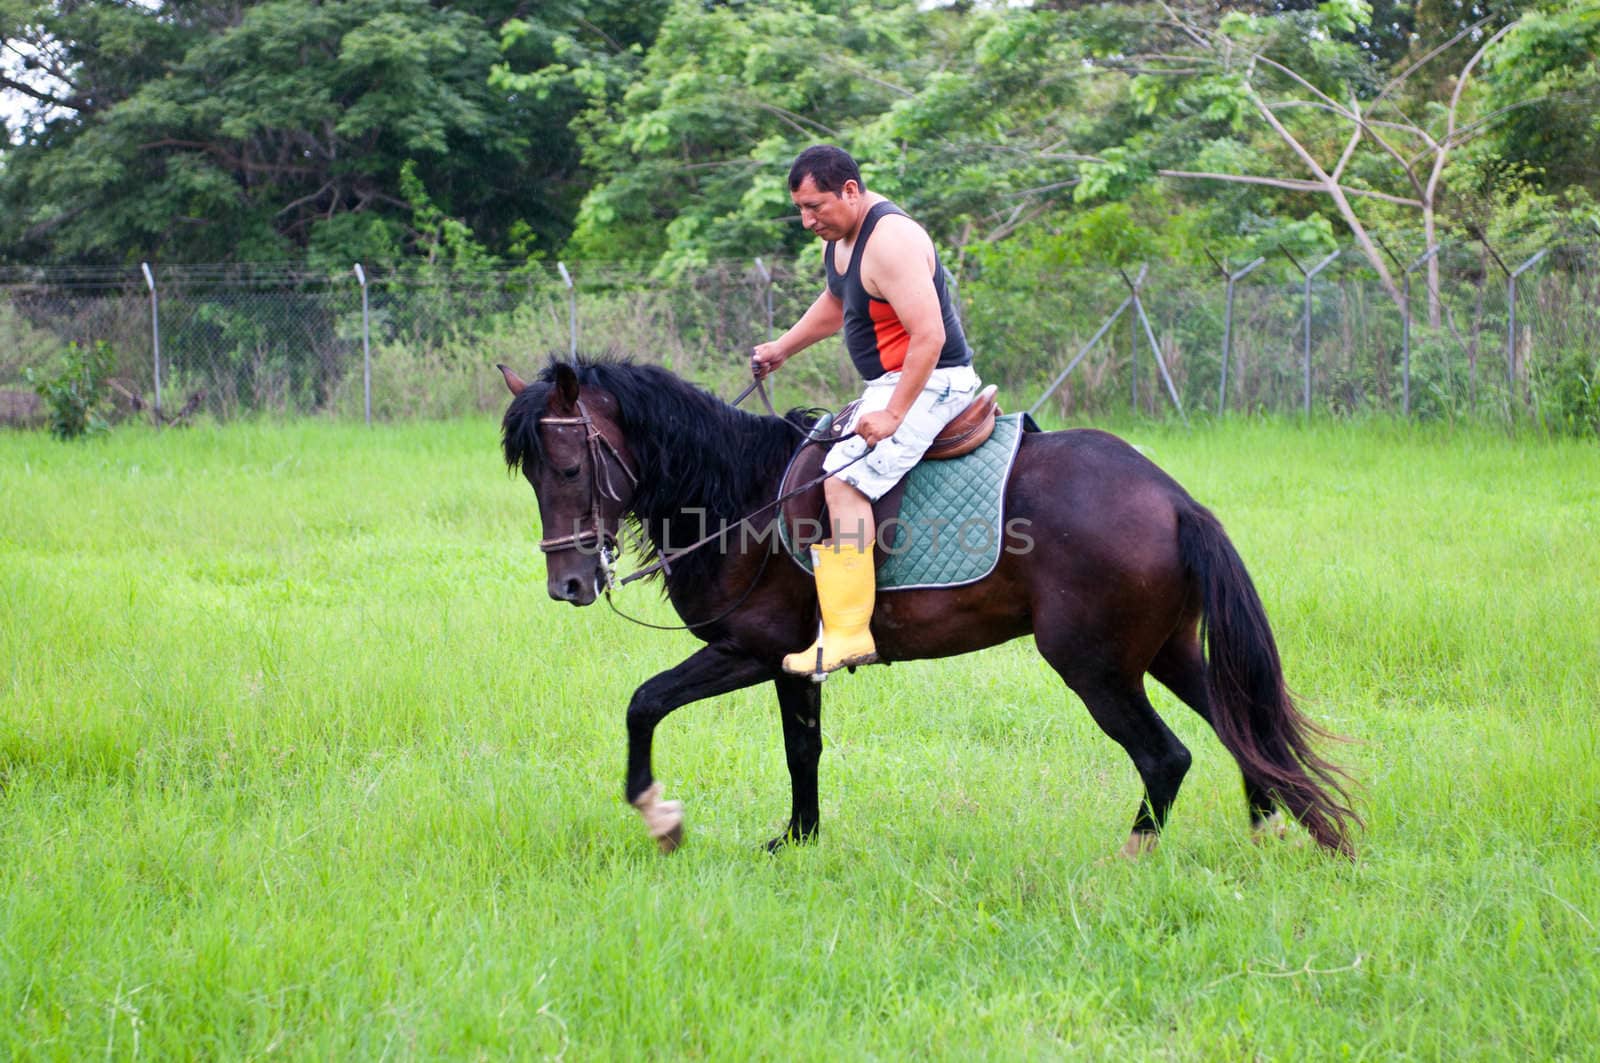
[1,0,664,266]
[1135,1,1595,322]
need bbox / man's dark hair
[788,145,864,194]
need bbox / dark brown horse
[500,358,1357,858]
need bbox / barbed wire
[2,243,1597,429]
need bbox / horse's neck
[629,412,788,562]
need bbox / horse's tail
[1177,503,1360,856]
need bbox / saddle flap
[778,446,904,571]
[925,385,999,460]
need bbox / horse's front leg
[768,674,823,852]
[625,641,773,852]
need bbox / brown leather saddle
[778,385,1000,565]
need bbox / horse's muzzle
[548,568,602,606]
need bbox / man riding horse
[751,145,982,679]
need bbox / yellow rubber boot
[782,542,879,679]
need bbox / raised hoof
[632,782,684,853]
[1119,831,1159,860]
[656,821,684,854]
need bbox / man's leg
[782,477,880,678]
[824,476,874,550]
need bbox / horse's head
[501,362,639,606]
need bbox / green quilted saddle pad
[791,413,1026,591]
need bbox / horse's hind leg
[1149,633,1281,836]
[1039,640,1192,857]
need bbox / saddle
[778,385,1001,568]
[834,384,999,463]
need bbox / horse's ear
[497,364,527,396]
[554,363,581,408]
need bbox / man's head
[788,145,866,242]
[788,145,864,196]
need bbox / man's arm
[854,216,946,445]
[751,288,844,378]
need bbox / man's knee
[824,476,868,508]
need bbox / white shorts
[823,364,981,502]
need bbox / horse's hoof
[1251,811,1288,844]
[1119,831,1159,860]
[656,822,684,854]
[632,782,684,852]
[764,826,816,853]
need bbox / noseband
[536,399,640,571]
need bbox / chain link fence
[3,243,1598,434]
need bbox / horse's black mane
[502,356,818,586]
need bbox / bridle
[536,397,640,589]
[530,373,863,632]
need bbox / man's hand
[854,408,904,447]
[751,342,787,380]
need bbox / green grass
[2,416,1597,1059]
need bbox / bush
[1532,347,1600,439]
[24,340,116,439]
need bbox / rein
[603,437,862,632]
[539,372,859,633]
[616,373,858,587]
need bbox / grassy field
[2,414,1597,1059]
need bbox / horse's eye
[558,464,582,482]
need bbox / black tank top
[824,202,973,382]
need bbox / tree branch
[0,73,80,111]
[983,199,1054,243]
[1330,110,1363,183]
[742,95,839,139]
[1425,21,1518,213]
[1374,14,1496,106]
[1159,170,1423,207]
[275,181,339,218]
[1241,83,1404,307]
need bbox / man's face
[791,175,860,242]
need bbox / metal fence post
[557,261,577,357]
[1283,249,1339,416]
[1474,233,1509,409]
[141,262,162,419]
[1206,252,1266,414]
[1507,248,1549,401]
[352,263,371,425]
[754,257,774,342]
[1119,266,1188,425]
[1027,291,1135,419]
[1304,251,1339,416]
[1398,245,1440,416]
[1129,290,1139,413]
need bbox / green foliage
[557,0,932,269]
[1531,346,1600,439]
[23,340,114,439]
[0,298,59,381]
[1,0,664,267]
[1479,1,1600,197]
[3,0,1597,299]
[398,160,496,273]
